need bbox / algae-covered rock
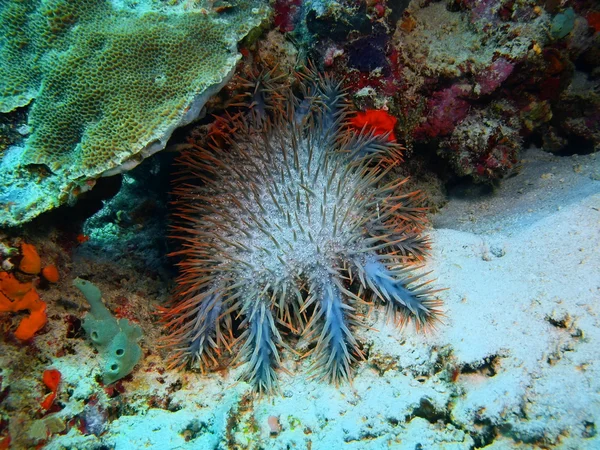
[73,277,142,384]
[0,0,269,226]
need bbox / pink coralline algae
[274,0,302,33]
[475,58,515,96]
[440,106,522,181]
[413,85,471,140]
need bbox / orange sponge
[349,109,398,142]
[19,243,41,274]
[0,273,47,340]
[0,291,11,309]
[43,369,61,391]
[13,290,47,340]
[0,272,32,299]
[42,265,60,283]
[40,369,61,410]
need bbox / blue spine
[312,279,359,384]
[238,302,281,393]
[364,258,437,327]
[187,292,224,368]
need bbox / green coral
[73,277,143,384]
[0,0,268,226]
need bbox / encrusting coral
[0,0,268,226]
[161,67,443,393]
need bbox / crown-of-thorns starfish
[160,66,443,393]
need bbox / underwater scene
[0,0,599,448]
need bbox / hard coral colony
[162,69,443,393]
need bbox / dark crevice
[460,355,501,378]
[406,397,449,424]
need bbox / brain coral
[161,68,443,393]
[0,0,268,226]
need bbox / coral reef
[554,71,600,153]
[0,0,268,226]
[395,2,549,80]
[393,1,599,177]
[161,67,442,392]
[282,0,598,182]
[0,0,599,447]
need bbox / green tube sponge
[73,278,142,385]
[551,8,576,40]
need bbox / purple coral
[475,58,514,95]
[440,106,522,181]
[414,85,471,139]
[160,67,443,393]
